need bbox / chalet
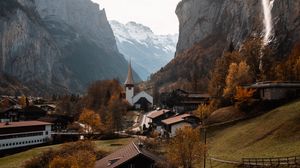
[147,109,175,131]
[243,81,300,101]
[0,121,52,151]
[124,62,153,111]
[95,142,162,168]
[0,105,47,122]
[162,89,210,113]
[161,114,200,137]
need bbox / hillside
[208,100,300,161]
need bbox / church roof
[124,61,134,85]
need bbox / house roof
[94,142,161,168]
[124,61,134,85]
[161,114,192,125]
[243,81,300,89]
[147,109,171,119]
[0,121,52,128]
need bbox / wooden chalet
[243,81,300,101]
[161,114,200,137]
[172,89,211,113]
[147,109,175,131]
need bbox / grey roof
[243,81,300,89]
[124,61,134,85]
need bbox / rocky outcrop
[0,0,140,95]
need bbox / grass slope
[0,138,133,168]
[208,100,300,161]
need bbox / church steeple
[124,61,134,105]
[124,60,134,86]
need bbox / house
[147,109,175,131]
[243,81,300,101]
[0,121,52,151]
[95,142,162,168]
[161,114,200,137]
[124,62,153,111]
[161,89,210,113]
[0,105,47,122]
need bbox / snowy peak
[109,20,178,80]
[110,20,178,53]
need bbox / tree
[166,127,205,168]
[194,104,212,121]
[235,86,256,103]
[19,95,27,108]
[223,61,252,97]
[105,94,127,131]
[79,108,103,134]
[49,150,96,168]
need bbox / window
[45,131,48,135]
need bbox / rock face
[176,0,300,54]
[0,0,140,95]
[150,0,300,92]
[110,21,178,80]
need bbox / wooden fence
[242,156,300,167]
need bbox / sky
[91,0,181,35]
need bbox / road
[132,111,153,132]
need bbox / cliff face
[150,0,300,92]
[176,0,300,53]
[0,0,140,95]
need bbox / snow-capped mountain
[110,20,178,81]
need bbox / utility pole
[201,110,207,168]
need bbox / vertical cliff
[0,0,140,95]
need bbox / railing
[242,156,300,167]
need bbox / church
[124,62,153,111]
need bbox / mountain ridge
[110,20,178,80]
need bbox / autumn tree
[49,150,96,168]
[166,127,205,168]
[274,43,300,81]
[104,94,128,132]
[194,104,212,120]
[235,87,256,103]
[79,108,103,134]
[223,61,252,98]
[19,95,27,108]
[24,141,99,168]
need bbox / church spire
[124,60,134,86]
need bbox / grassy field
[0,138,133,168]
[208,100,300,163]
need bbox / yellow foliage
[224,61,251,97]
[19,95,27,108]
[235,86,256,102]
[49,150,96,168]
[195,104,212,120]
[166,127,205,168]
[79,108,103,134]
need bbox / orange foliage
[79,108,103,134]
[235,86,256,102]
[166,127,205,168]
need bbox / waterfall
[260,0,275,74]
[262,0,275,45]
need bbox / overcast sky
[91,0,181,35]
